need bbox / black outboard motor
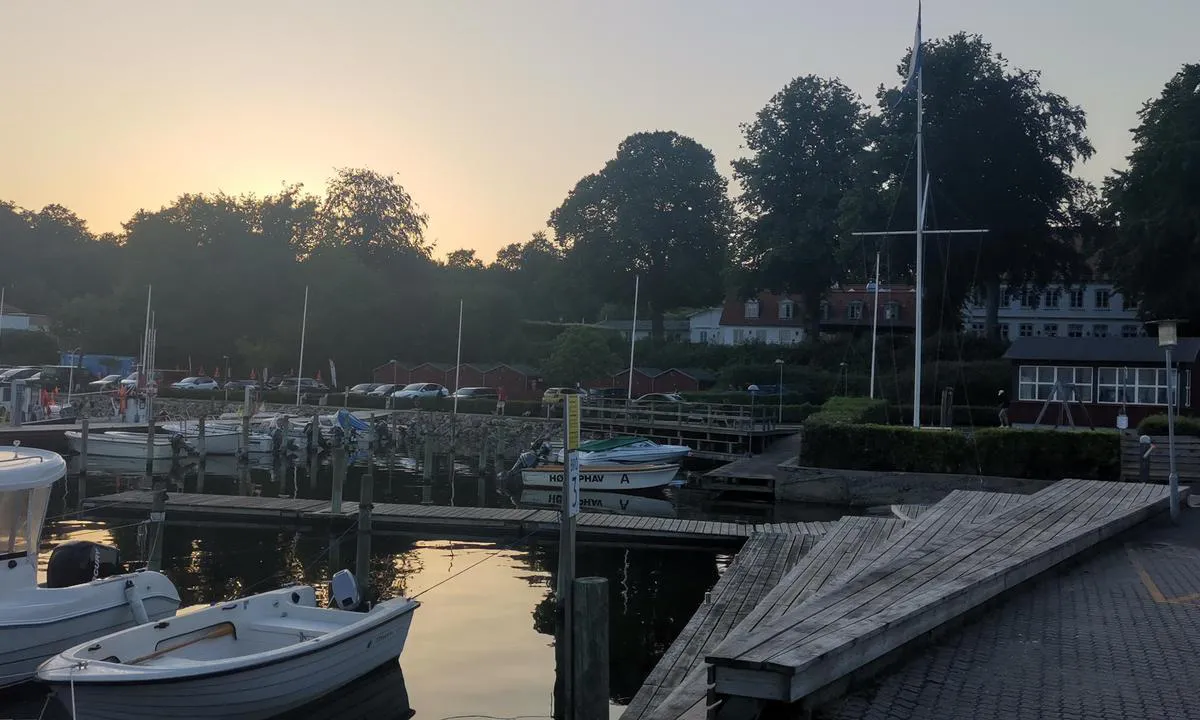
[46,540,123,588]
[271,426,285,455]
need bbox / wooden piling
[422,441,434,481]
[148,476,167,571]
[331,445,347,514]
[78,416,89,477]
[572,577,609,720]
[197,415,207,460]
[240,415,251,461]
[356,430,374,595]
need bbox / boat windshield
[0,486,50,559]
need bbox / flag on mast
[903,2,923,94]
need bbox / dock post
[423,441,434,481]
[197,415,207,461]
[144,391,157,478]
[148,475,167,572]
[331,445,347,514]
[356,430,374,595]
[572,577,609,720]
[240,415,251,462]
[554,394,581,720]
[310,414,321,454]
[78,416,90,477]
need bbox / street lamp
[747,384,761,457]
[1150,319,1182,523]
[774,359,785,423]
[222,355,231,381]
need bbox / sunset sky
[2,1,1195,260]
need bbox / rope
[412,527,544,600]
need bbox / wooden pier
[81,491,836,547]
[581,402,797,461]
[622,479,1175,720]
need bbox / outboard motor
[331,568,362,611]
[46,541,123,588]
[168,432,187,455]
[271,426,285,454]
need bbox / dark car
[348,383,381,395]
[277,377,330,393]
[587,387,628,403]
[222,379,263,391]
[451,387,499,399]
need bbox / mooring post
[331,444,347,514]
[197,415,207,461]
[148,475,167,572]
[423,441,434,481]
[310,414,321,454]
[144,391,157,478]
[555,394,581,720]
[1139,434,1153,484]
[356,427,375,595]
[572,577,609,720]
[78,415,90,477]
[240,414,251,462]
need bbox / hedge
[1136,413,1200,438]
[886,404,1002,427]
[803,396,890,425]
[800,422,1120,481]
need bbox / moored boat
[551,435,691,465]
[521,462,679,491]
[64,429,184,459]
[38,577,419,720]
[160,419,276,454]
[0,445,180,688]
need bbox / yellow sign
[565,394,581,450]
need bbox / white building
[962,282,1142,340]
[687,307,724,344]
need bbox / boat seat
[247,615,344,637]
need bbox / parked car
[222,379,263,391]
[88,374,123,391]
[634,393,687,404]
[276,377,330,394]
[392,383,449,400]
[368,383,398,397]
[172,376,220,391]
[0,366,37,385]
[587,387,627,402]
[348,383,381,395]
[451,387,498,399]
[119,371,159,389]
[542,387,585,404]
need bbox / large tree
[732,75,871,336]
[548,131,734,340]
[1100,63,1200,325]
[318,168,431,262]
[869,33,1094,338]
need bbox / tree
[1100,63,1200,324]
[318,168,431,262]
[732,75,871,336]
[541,327,620,386]
[869,33,1094,338]
[445,248,484,269]
[549,131,735,340]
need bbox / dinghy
[38,572,420,720]
[64,429,184,459]
[0,445,180,688]
[159,419,277,455]
[521,462,680,491]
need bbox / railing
[579,399,778,433]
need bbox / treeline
[1,32,1196,383]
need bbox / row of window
[743,299,903,322]
[1016,365,1187,407]
[971,287,1133,311]
[969,323,1145,339]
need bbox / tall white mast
[296,286,309,406]
[869,252,881,399]
[627,276,639,400]
[911,9,925,428]
[453,299,464,414]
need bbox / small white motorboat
[0,445,180,688]
[39,573,419,720]
[521,462,680,491]
[551,436,691,465]
[64,429,184,459]
[160,419,276,455]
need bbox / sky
[1,1,1196,260]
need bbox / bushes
[886,404,1001,427]
[1136,413,1200,438]
[800,421,1121,481]
[803,396,889,425]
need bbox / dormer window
[848,301,864,320]
[744,300,760,319]
[779,300,794,320]
[885,302,900,320]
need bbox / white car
[171,376,220,391]
[391,382,449,400]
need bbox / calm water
[1,449,849,719]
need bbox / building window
[1120,293,1135,312]
[778,300,794,320]
[1093,324,1109,338]
[1067,323,1084,338]
[1043,323,1059,337]
[970,322,985,335]
[1094,289,1111,310]
[699,330,709,343]
[1020,289,1039,309]
[1044,288,1062,309]
[1068,288,1085,309]
[999,324,1010,340]
[819,301,830,321]
[755,329,767,342]
[744,300,760,319]
[848,301,864,320]
[1018,323,1034,337]
[1120,324,1140,338]
[884,302,900,320]
[1097,367,1182,406]
[732,329,746,343]
[1017,366,1094,402]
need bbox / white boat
[65,429,182,459]
[160,420,276,454]
[551,436,691,465]
[521,462,679,491]
[38,579,420,720]
[0,445,180,688]
[518,489,677,517]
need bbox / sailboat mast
[453,299,464,415]
[869,252,881,399]
[627,276,639,400]
[296,286,309,406]
[912,64,925,428]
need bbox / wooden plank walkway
[628,491,1027,720]
[80,491,836,545]
[704,479,1172,708]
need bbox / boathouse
[1002,336,1200,427]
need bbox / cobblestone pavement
[825,507,1200,720]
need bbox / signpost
[556,393,581,718]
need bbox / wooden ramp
[81,491,835,545]
[703,479,1172,711]
[627,490,1025,720]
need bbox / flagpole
[911,5,924,429]
[141,286,152,389]
[869,252,881,399]
[296,286,309,406]
[627,276,639,400]
[453,299,464,415]
[0,286,5,357]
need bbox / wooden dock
[700,434,803,495]
[80,491,836,546]
[581,402,796,460]
[623,481,1175,720]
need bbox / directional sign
[565,393,581,450]
[566,450,581,517]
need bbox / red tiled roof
[718,292,805,327]
[719,286,917,329]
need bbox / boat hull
[553,446,691,464]
[521,464,679,491]
[39,593,418,720]
[65,431,176,459]
[518,489,676,517]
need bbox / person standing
[997,389,1010,427]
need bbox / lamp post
[774,359,784,424]
[223,355,231,382]
[1150,319,1182,523]
[747,384,760,457]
